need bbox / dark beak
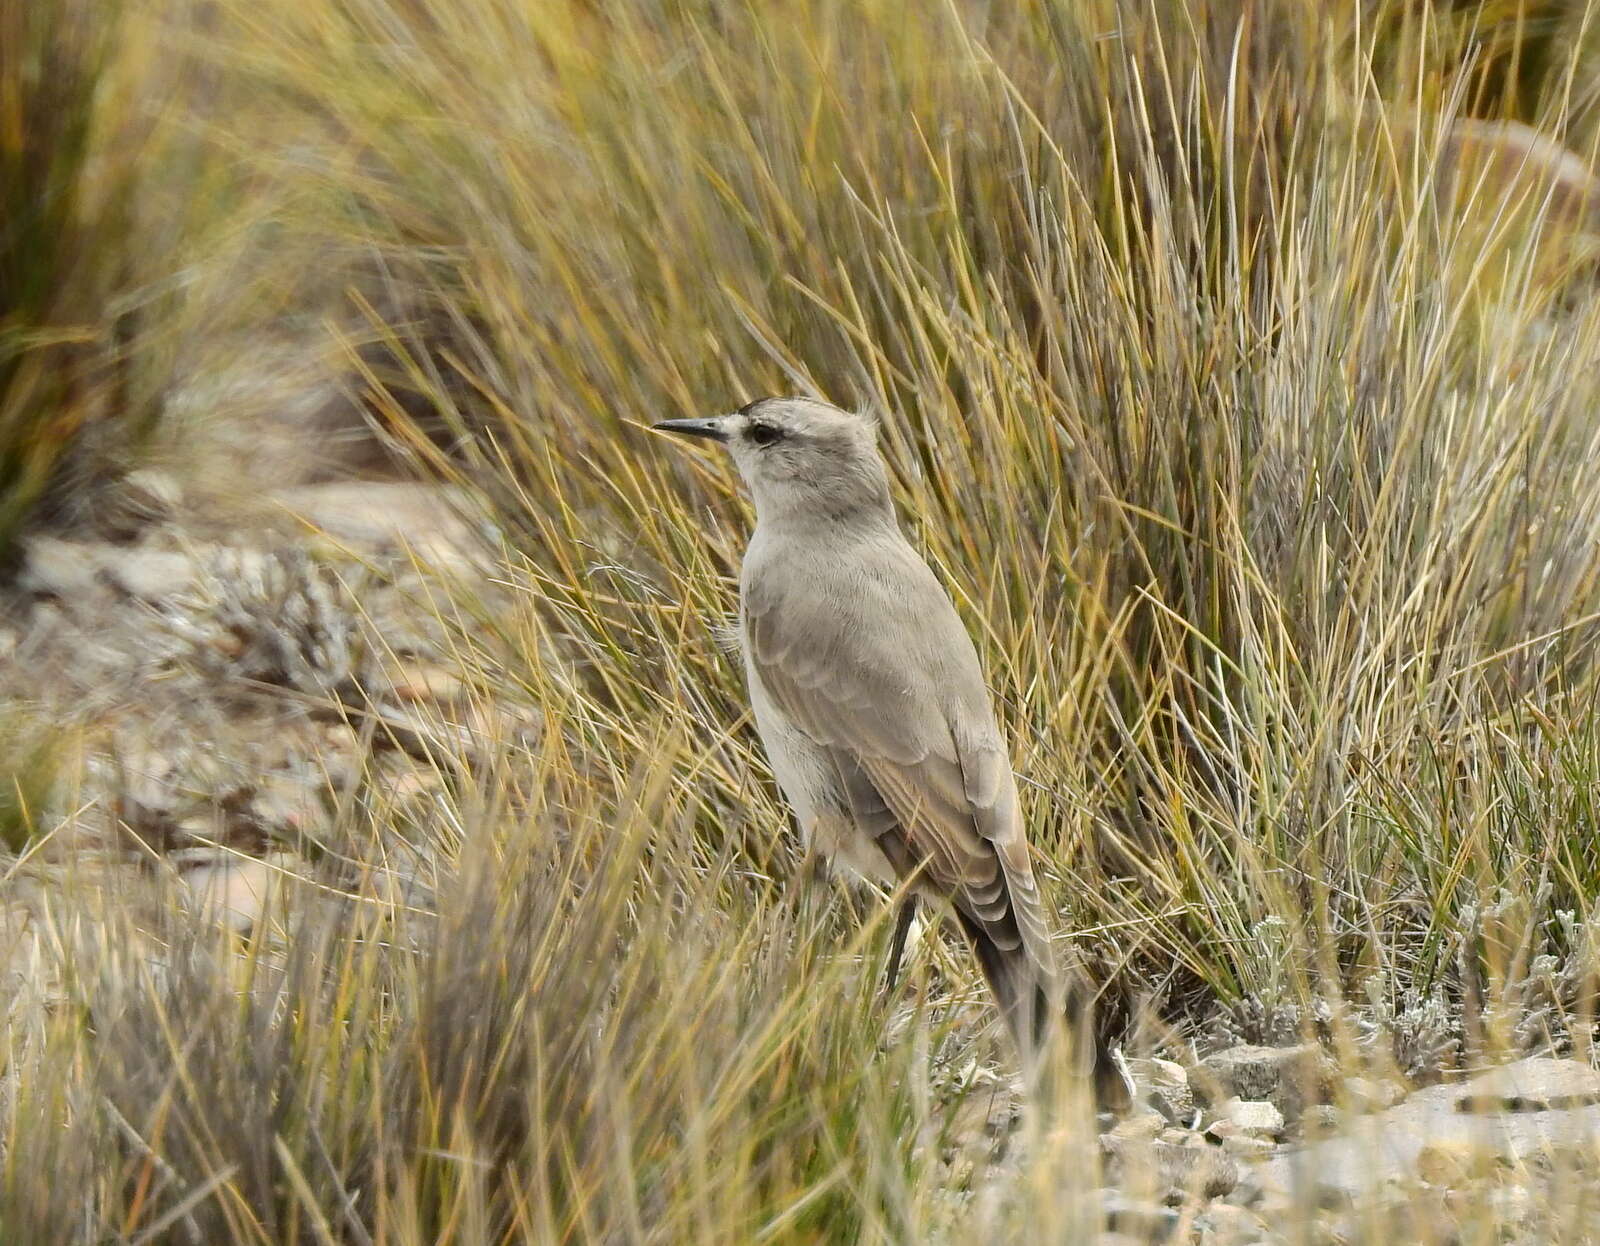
[651,417,730,444]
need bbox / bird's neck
[752,471,898,537]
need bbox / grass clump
[0,709,64,854]
[0,0,218,561]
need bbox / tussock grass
[0,0,218,556]
[11,0,1600,1240]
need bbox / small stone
[1106,1111,1166,1142]
[180,853,296,931]
[1195,1044,1334,1118]
[1099,1191,1180,1238]
[107,548,197,600]
[19,538,106,597]
[272,482,495,567]
[1453,1057,1600,1113]
[1209,1098,1285,1138]
[1342,1076,1406,1113]
[1484,1183,1537,1229]
[389,661,466,705]
[1126,1056,1196,1123]
[247,774,323,833]
[1416,1137,1510,1187]
[111,468,183,531]
[388,767,446,802]
[1198,1202,1271,1245]
[1217,1134,1276,1157]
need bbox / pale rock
[388,660,466,705]
[1257,1059,1600,1206]
[1342,1075,1407,1113]
[1105,1111,1166,1143]
[106,548,197,600]
[247,773,323,834]
[1416,1136,1511,1186]
[272,482,495,568]
[1126,1055,1196,1123]
[1098,1191,1180,1238]
[1454,1057,1600,1113]
[19,538,106,597]
[1209,1097,1285,1139]
[103,468,183,535]
[1197,1201,1272,1245]
[180,853,297,931]
[1483,1183,1538,1229]
[1103,1137,1240,1202]
[1195,1044,1333,1118]
[1218,1134,1276,1158]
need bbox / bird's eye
[747,422,784,447]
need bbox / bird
[652,395,1121,1100]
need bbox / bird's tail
[957,911,1129,1111]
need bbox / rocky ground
[1088,1049,1600,1243]
[0,462,534,998]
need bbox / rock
[1217,1134,1276,1157]
[1098,1191,1180,1239]
[19,538,106,597]
[1196,1202,1271,1245]
[1342,1076,1407,1113]
[106,548,198,601]
[99,468,183,538]
[1416,1136,1510,1187]
[247,773,325,834]
[1454,1057,1600,1113]
[388,660,466,705]
[1195,1044,1333,1118]
[1126,1056,1196,1123]
[1483,1183,1538,1230]
[18,537,196,602]
[1209,1098,1285,1139]
[1103,1137,1240,1202]
[271,482,495,567]
[1256,1062,1600,1206]
[180,853,296,931]
[1104,1111,1166,1143]
[388,766,446,803]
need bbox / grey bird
[653,396,1114,1090]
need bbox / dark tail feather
[956,911,1130,1111]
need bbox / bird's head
[652,396,892,525]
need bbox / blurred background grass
[9,0,1600,1240]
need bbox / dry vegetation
[10,0,1600,1241]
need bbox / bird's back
[739,520,1063,1045]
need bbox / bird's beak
[651,416,731,444]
